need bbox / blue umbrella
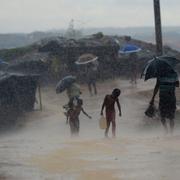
[119,44,142,54]
[56,75,76,94]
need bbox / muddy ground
[0,79,180,180]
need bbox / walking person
[129,52,138,84]
[67,99,91,136]
[64,81,82,124]
[56,75,82,124]
[86,63,98,96]
[76,53,99,96]
[150,71,179,134]
[100,88,122,138]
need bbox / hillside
[0,31,64,49]
[0,34,179,82]
[0,27,180,50]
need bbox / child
[67,98,91,136]
[63,82,82,124]
[101,88,122,138]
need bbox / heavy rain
[0,1,180,180]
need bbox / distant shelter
[0,72,39,127]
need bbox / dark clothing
[87,71,97,84]
[88,81,97,95]
[159,90,176,119]
[87,66,97,95]
[129,53,138,83]
[150,72,179,133]
[159,74,177,91]
[158,73,178,119]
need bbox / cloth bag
[145,104,156,118]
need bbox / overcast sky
[0,0,179,33]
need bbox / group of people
[64,83,122,137]
[63,74,179,137]
[60,55,180,137]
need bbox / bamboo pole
[38,83,42,111]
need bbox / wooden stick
[38,83,42,111]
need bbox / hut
[0,72,39,126]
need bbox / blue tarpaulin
[119,44,141,54]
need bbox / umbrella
[141,56,180,81]
[118,44,142,54]
[75,53,98,65]
[56,75,76,93]
[158,56,180,68]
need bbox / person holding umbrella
[56,75,81,102]
[56,75,82,123]
[76,53,98,96]
[149,71,179,134]
[142,56,180,134]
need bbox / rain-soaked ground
[0,79,180,180]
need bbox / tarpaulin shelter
[0,71,39,126]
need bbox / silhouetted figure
[86,63,98,96]
[150,72,179,134]
[63,82,81,124]
[67,99,91,136]
[129,53,138,84]
[101,89,122,138]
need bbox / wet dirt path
[0,79,180,180]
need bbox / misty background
[0,0,180,50]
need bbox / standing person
[67,99,91,136]
[100,89,122,138]
[86,63,98,96]
[129,53,138,84]
[150,71,179,134]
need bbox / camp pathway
[0,79,180,180]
